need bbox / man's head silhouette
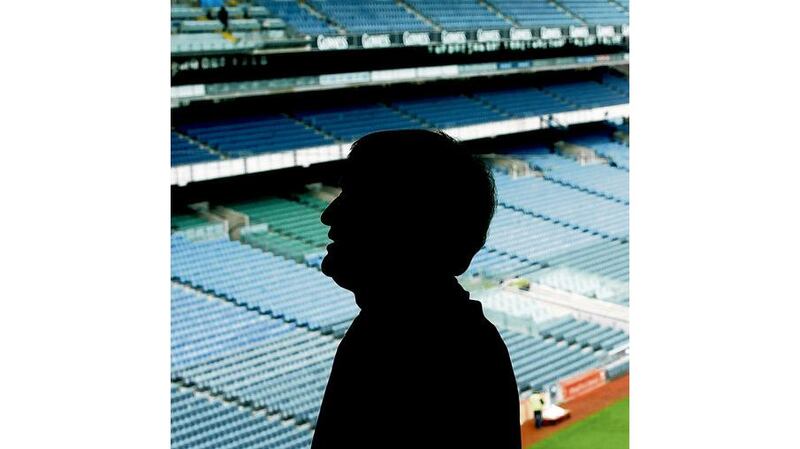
[320,129,496,298]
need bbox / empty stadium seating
[484,206,608,263]
[474,86,576,118]
[171,384,313,449]
[307,0,432,34]
[178,115,334,158]
[172,286,339,424]
[405,0,511,30]
[542,80,628,109]
[259,0,338,36]
[494,171,629,239]
[172,132,221,166]
[490,0,581,27]
[569,135,630,170]
[539,316,628,350]
[558,0,629,25]
[500,327,608,391]
[518,152,629,203]
[172,77,630,168]
[391,95,508,128]
[227,197,331,248]
[171,234,358,333]
[293,104,422,142]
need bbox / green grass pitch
[528,397,629,449]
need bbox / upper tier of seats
[258,0,337,35]
[391,95,508,129]
[172,132,221,166]
[559,0,629,25]
[173,77,629,165]
[293,104,422,142]
[490,0,581,27]
[178,114,334,159]
[405,0,511,30]
[172,0,629,47]
[307,0,433,33]
[171,384,313,449]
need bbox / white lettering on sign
[540,27,562,39]
[596,25,615,38]
[510,27,533,41]
[441,30,467,44]
[402,31,430,46]
[569,26,590,38]
[361,33,391,49]
[317,35,348,50]
[477,29,501,43]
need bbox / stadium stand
[568,134,630,170]
[404,0,511,30]
[557,0,629,25]
[171,234,358,334]
[464,247,542,280]
[517,152,629,203]
[484,206,608,264]
[170,7,630,430]
[171,384,314,449]
[500,327,608,391]
[172,286,339,424]
[543,80,629,109]
[489,0,581,27]
[391,94,508,128]
[171,77,630,167]
[171,213,211,231]
[177,115,334,159]
[494,171,629,239]
[306,0,433,34]
[258,0,339,36]
[293,104,422,142]
[172,132,221,166]
[474,86,576,118]
[539,316,628,350]
[227,197,331,248]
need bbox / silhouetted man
[312,130,521,448]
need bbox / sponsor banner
[596,25,616,38]
[477,29,502,43]
[569,26,590,39]
[540,27,563,40]
[560,368,607,402]
[402,31,430,46]
[510,27,534,41]
[360,33,391,49]
[316,34,349,50]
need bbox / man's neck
[353,275,466,310]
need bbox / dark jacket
[311,280,521,448]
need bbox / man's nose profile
[310,129,521,448]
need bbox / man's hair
[346,129,496,275]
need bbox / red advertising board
[559,368,606,402]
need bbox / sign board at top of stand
[317,35,348,51]
[510,27,534,41]
[569,26,590,39]
[540,27,563,40]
